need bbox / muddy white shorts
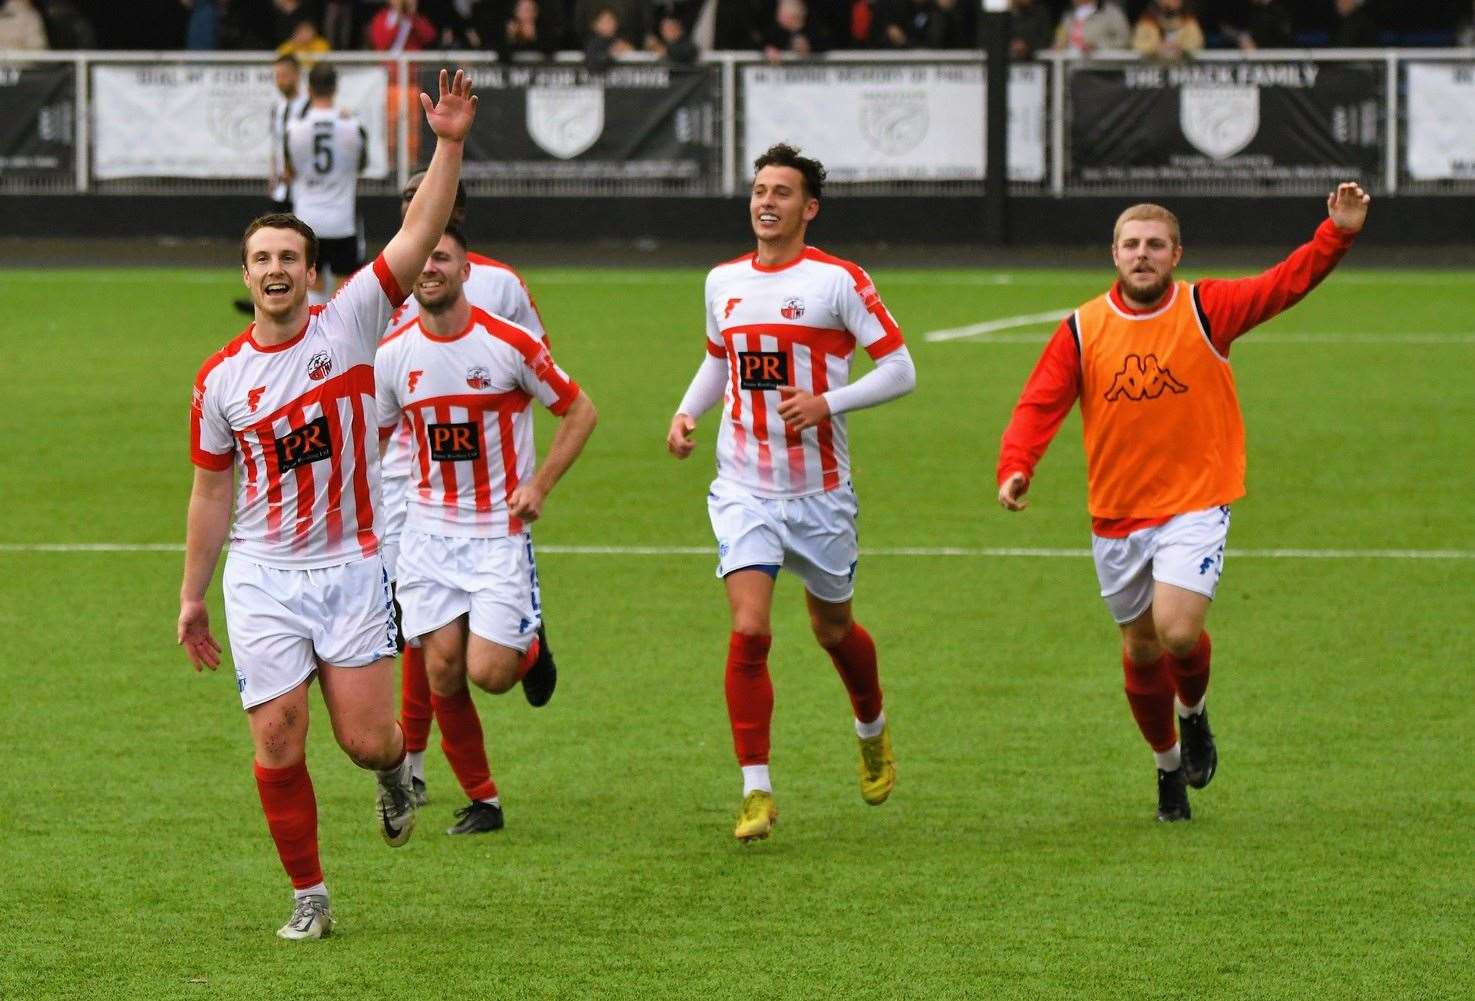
[222,553,398,710]
[395,529,542,652]
[379,474,410,581]
[707,477,860,604]
[1092,505,1231,624]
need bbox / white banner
[93,64,389,180]
[742,62,1045,183]
[1406,62,1475,181]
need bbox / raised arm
[996,320,1082,511]
[381,69,479,295]
[1196,182,1369,354]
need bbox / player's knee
[340,730,398,770]
[808,614,852,650]
[424,650,465,696]
[467,654,519,694]
[1121,639,1161,668]
[1157,623,1202,659]
[730,618,771,641]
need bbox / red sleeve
[414,15,438,47]
[372,254,408,309]
[996,320,1081,486]
[1196,218,1358,356]
[366,14,389,49]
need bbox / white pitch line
[924,310,1074,343]
[1,543,1471,560]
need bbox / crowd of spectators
[1,0,1470,62]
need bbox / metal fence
[2,48,1473,198]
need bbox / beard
[414,285,454,314]
[1117,267,1173,305]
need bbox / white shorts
[222,553,398,710]
[1093,505,1231,624]
[379,475,410,580]
[395,529,542,652]
[707,478,859,604]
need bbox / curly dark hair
[753,142,826,201]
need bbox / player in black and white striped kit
[285,62,368,306]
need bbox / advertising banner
[93,63,388,180]
[1069,61,1383,188]
[0,63,75,178]
[742,62,1047,183]
[1405,62,1475,181]
[436,63,719,182]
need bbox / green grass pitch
[2,259,1472,1000]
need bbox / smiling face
[1111,219,1182,306]
[241,227,314,320]
[412,233,470,314]
[750,165,818,247]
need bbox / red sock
[430,688,497,802]
[514,636,541,682]
[254,760,323,890]
[1122,652,1177,753]
[1166,631,1212,710]
[725,631,773,766]
[825,622,883,724]
[400,645,432,754]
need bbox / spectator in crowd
[179,0,223,48]
[574,0,646,49]
[0,0,50,48]
[367,0,437,49]
[1221,0,1293,52]
[762,0,830,60]
[1460,0,1475,46]
[1132,0,1202,60]
[714,0,766,50]
[277,14,330,55]
[1329,0,1378,46]
[1010,0,1055,59]
[584,5,635,68]
[40,0,96,48]
[876,0,969,49]
[322,0,353,48]
[488,0,560,58]
[269,0,313,44]
[646,12,697,61]
[1053,0,1130,56]
[420,0,479,46]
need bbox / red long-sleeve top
[996,217,1358,537]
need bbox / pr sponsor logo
[427,421,482,461]
[275,415,333,472]
[738,351,789,391]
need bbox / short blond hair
[1113,203,1181,246]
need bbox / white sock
[741,764,771,796]
[1175,695,1205,718]
[293,882,328,901]
[476,796,501,807]
[1154,743,1182,772]
[855,710,886,740]
[407,750,425,781]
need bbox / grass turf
[1,260,1472,1000]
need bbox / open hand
[420,68,478,142]
[1327,181,1370,234]
[178,599,222,671]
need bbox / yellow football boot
[733,790,778,842]
[857,721,896,805]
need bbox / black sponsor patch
[275,415,333,472]
[738,350,789,391]
[427,421,482,461]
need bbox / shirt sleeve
[374,349,403,435]
[835,267,906,360]
[319,253,409,359]
[515,340,581,416]
[677,353,730,418]
[1195,218,1358,356]
[508,274,547,341]
[996,320,1082,486]
[823,345,916,416]
[190,361,235,471]
[703,273,726,359]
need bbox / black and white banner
[1070,61,1383,188]
[93,64,389,180]
[436,64,719,182]
[0,64,74,178]
[742,62,1047,183]
[1405,62,1475,181]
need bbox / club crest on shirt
[780,297,805,320]
[466,366,493,390]
[306,351,333,382]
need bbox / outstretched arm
[996,320,1081,512]
[382,69,479,295]
[1197,182,1370,354]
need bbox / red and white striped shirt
[705,246,905,498]
[375,307,579,538]
[380,253,547,513]
[190,256,407,569]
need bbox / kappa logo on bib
[428,421,482,461]
[1104,354,1188,402]
[738,351,789,391]
[275,415,333,472]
